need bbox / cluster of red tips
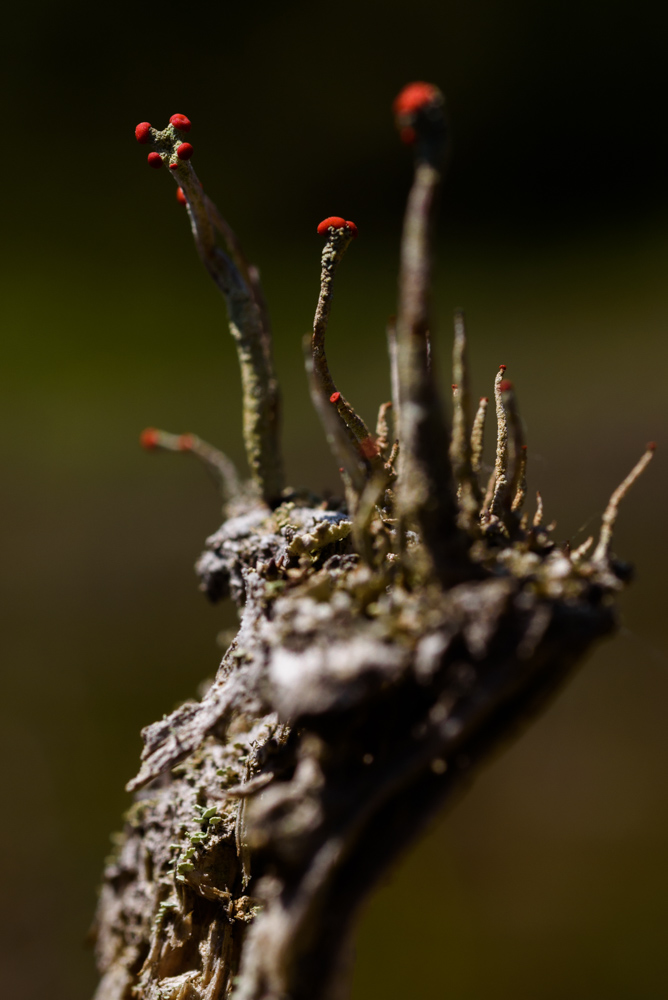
[135,121,152,144]
[169,113,192,132]
[140,428,160,450]
[393,82,440,117]
[317,217,358,238]
[177,433,194,451]
[499,379,514,392]
[176,142,194,161]
[176,187,187,206]
[330,391,341,403]
[147,152,163,169]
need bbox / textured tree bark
[92,86,653,1000]
[90,494,627,1000]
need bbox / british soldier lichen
[90,85,656,1000]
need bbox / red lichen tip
[499,379,513,392]
[177,433,194,451]
[499,364,507,371]
[176,142,194,160]
[169,113,192,132]
[393,82,440,117]
[135,121,152,144]
[140,428,160,450]
[317,216,357,236]
[147,151,163,169]
[481,396,489,402]
[169,162,179,170]
[647,441,657,451]
[330,391,341,403]
[451,383,458,390]
[521,444,527,452]
[176,187,187,205]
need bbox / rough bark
[91,492,627,1000]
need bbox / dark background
[2,1,668,997]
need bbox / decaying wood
[92,88,655,1000]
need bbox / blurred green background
[2,1,668,997]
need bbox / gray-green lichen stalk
[139,119,283,504]
[392,91,464,584]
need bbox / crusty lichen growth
[93,728,276,1000]
[91,89,655,1000]
[93,465,641,1000]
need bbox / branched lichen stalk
[135,117,283,503]
[312,222,355,400]
[311,220,378,465]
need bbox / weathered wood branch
[91,91,655,1000]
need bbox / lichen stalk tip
[139,426,242,505]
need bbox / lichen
[91,84,654,1000]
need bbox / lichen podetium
[91,85,655,1000]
